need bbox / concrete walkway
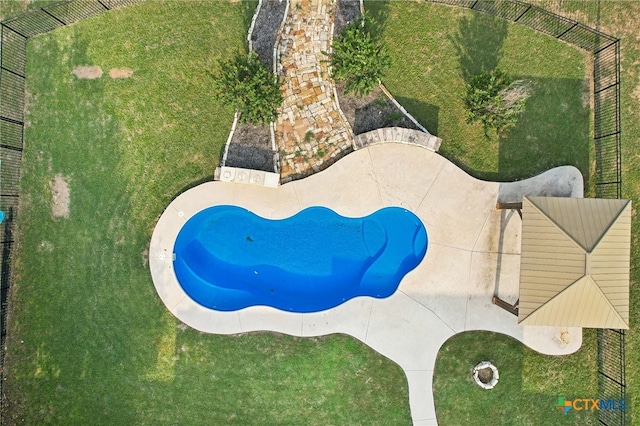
[275,0,353,181]
[150,143,583,425]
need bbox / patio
[150,142,584,425]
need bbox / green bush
[214,51,283,125]
[464,68,532,136]
[328,13,391,97]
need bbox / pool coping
[149,142,584,425]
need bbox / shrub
[328,13,391,97]
[464,68,532,136]
[214,51,283,125]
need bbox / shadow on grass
[394,95,440,136]
[446,10,590,186]
[240,0,259,50]
[363,0,390,36]
[449,11,509,82]
[439,77,590,187]
[497,77,591,188]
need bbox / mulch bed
[333,0,361,34]
[225,121,275,172]
[251,0,287,72]
[224,0,286,172]
[335,82,418,135]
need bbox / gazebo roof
[518,196,631,329]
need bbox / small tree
[214,51,283,125]
[328,13,391,97]
[464,68,532,136]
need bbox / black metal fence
[0,0,626,424]
[431,0,622,199]
[0,0,141,422]
[430,2,625,425]
[598,328,627,426]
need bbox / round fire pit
[473,361,499,390]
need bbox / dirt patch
[51,174,70,219]
[72,65,103,79]
[38,241,54,253]
[633,83,640,102]
[141,247,149,267]
[477,367,493,384]
[109,68,133,79]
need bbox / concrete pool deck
[149,143,583,425]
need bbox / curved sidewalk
[149,143,583,425]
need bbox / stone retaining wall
[354,127,442,152]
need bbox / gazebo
[517,196,631,329]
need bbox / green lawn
[434,331,598,425]
[4,0,638,425]
[3,2,410,424]
[368,1,592,185]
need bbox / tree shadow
[449,11,509,82]
[394,96,440,137]
[363,0,390,37]
[240,0,259,50]
[439,76,591,189]
[497,77,591,188]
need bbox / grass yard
[0,0,56,20]
[368,1,592,187]
[3,2,410,424]
[3,0,637,425]
[434,332,598,425]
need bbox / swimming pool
[173,206,427,312]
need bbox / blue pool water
[173,206,427,312]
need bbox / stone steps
[275,0,353,181]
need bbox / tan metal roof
[518,196,631,329]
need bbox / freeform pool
[173,206,427,312]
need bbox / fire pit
[473,361,499,390]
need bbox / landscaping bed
[225,120,275,172]
[335,82,419,135]
[333,0,420,135]
[225,0,423,176]
[251,0,287,72]
[223,0,286,173]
